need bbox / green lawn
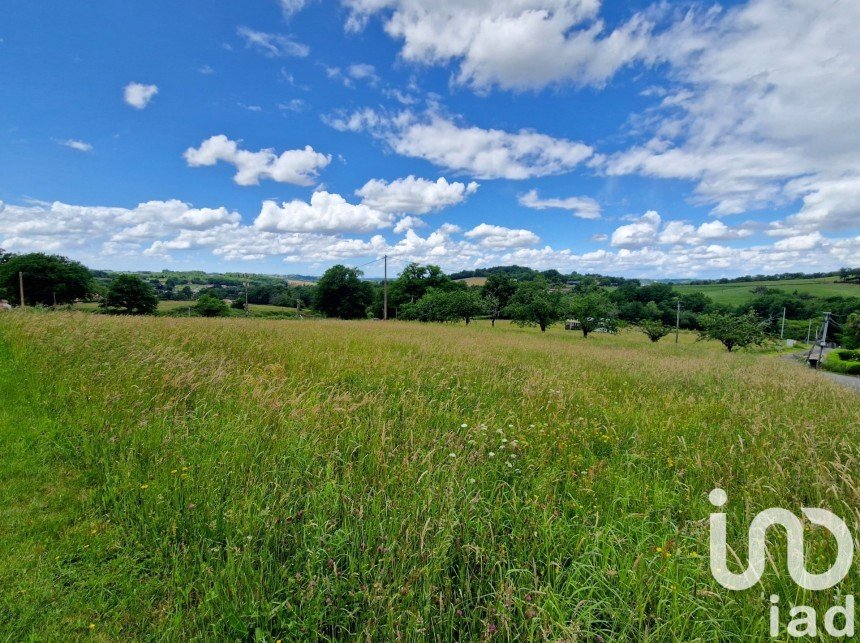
[1,312,858,640]
[674,278,860,306]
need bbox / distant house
[565,319,581,330]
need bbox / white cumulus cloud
[356,176,478,214]
[254,191,396,233]
[330,108,592,179]
[184,135,331,186]
[123,82,158,109]
[341,0,655,91]
[464,223,540,248]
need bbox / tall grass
[1,311,858,640]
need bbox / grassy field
[1,312,858,640]
[675,277,860,306]
[74,300,300,316]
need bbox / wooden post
[383,255,388,321]
[18,271,25,308]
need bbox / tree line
[2,251,858,350]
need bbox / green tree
[313,265,373,319]
[638,320,672,343]
[566,290,615,338]
[101,274,158,315]
[194,294,230,317]
[697,310,769,352]
[482,274,516,326]
[177,285,193,300]
[0,252,92,306]
[503,281,562,332]
[402,289,485,324]
[389,263,453,308]
[842,312,860,349]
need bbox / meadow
[1,312,858,641]
[674,277,860,306]
[73,300,303,318]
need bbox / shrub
[638,320,672,343]
[822,350,860,376]
[194,295,230,317]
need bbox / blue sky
[1,0,858,278]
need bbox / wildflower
[170,469,178,474]
[501,438,508,443]
[449,453,457,458]
[88,623,95,631]
[140,484,149,490]
[468,478,475,484]
[461,423,468,428]
[180,473,189,479]
[488,452,495,458]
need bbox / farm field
[674,277,860,306]
[1,312,858,640]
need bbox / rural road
[781,351,860,393]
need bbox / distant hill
[674,277,860,306]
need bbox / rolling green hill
[674,277,860,306]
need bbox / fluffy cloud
[331,109,592,179]
[184,135,331,186]
[610,210,662,248]
[611,211,754,248]
[603,0,860,236]
[254,191,395,233]
[123,82,158,109]
[56,139,93,153]
[464,223,540,248]
[0,199,240,257]
[1,197,856,276]
[518,189,600,219]
[356,176,478,214]
[341,0,654,91]
[237,26,309,58]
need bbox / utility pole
[675,299,681,344]
[806,319,813,344]
[780,307,786,340]
[18,271,25,308]
[808,312,831,368]
[383,254,388,321]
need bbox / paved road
[781,350,860,393]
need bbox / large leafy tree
[482,274,516,326]
[566,289,615,338]
[0,252,92,306]
[503,281,562,332]
[101,274,159,315]
[388,263,453,308]
[697,310,769,352]
[313,265,373,319]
